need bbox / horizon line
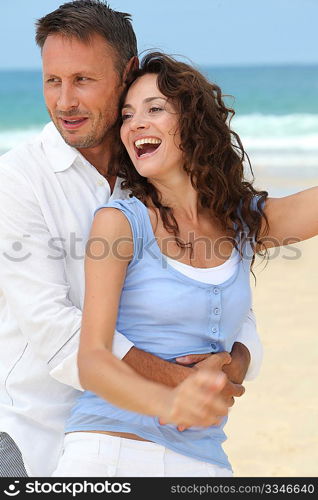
[1,61,318,72]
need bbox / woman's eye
[122,113,133,121]
[149,107,163,113]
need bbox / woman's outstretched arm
[259,187,318,248]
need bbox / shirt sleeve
[235,309,263,381]
[0,164,134,389]
[49,330,134,390]
[0,164,82,375]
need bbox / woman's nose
[129,114,149,130]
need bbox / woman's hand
[159,368,227,428]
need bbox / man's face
[42,33,124,150]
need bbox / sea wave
[0,114,318,156]
[233,113,318,151]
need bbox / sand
[223,173,318,477]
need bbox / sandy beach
[224,171,318,477]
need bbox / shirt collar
[40,122,128,199]
[40,122,81,172]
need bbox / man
[0,0,262,477]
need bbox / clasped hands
[159,348,246,431]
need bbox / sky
[1,0,317,69]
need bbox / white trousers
[52,432,232,477]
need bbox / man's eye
[77,77,89,82]
[46,78,60,84]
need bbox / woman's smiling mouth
[134,137,162,158]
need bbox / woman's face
[120,73,183,181]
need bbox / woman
[53,53,318,477]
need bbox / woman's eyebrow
[144,96,167,103]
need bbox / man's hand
[176,342,250,385]
[223,342,251,385]
[176,349,246,407]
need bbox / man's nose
[57,83,79,111]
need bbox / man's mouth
[59,117,89,130]
[134,137,162,158]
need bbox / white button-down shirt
[0,122,262,477]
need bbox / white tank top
[165,248,239,284]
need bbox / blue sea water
[0,65,317,194]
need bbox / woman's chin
[134,162,162,179]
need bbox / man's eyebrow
[44,71,98,78]
[122,96,167,109]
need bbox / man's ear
[122,56,139,84]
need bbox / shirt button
[213,287,220,294]
[212,327,217,333]
[213,307,220,315]
[211,343,217,351]
[97,179,105,186]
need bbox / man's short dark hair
[35,0,138,76]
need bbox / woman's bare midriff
[67,430,150,442]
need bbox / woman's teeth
[134,138,162,149]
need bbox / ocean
[1,65,317,195]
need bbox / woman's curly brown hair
[111,52,268,266]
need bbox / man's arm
[123,309,262,387]
[45,274,257,394]
[53,299,257,393]
[122,347,192,387]
[51,336,246,407]
[123,346,246,408]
